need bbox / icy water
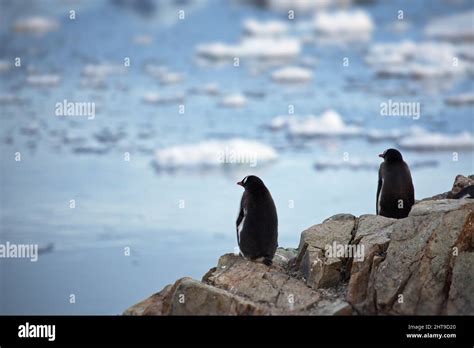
[0,0,473,314]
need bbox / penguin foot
[262,258,272,266]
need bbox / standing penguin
[377,149,415,219]
[236,175,278,266]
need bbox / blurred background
[0,0,473,314]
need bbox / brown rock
[372,199,473,315]
[295,214,356,289]
[346,214,396,312]
[447,252,474,315]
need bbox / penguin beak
[378,153,384,158]
[237,181,243,186]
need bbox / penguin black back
[453,185,474,199]
[377,149,415,219]
[236,175,278,266]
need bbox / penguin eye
[242,176,248,184]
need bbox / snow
[271,66,313,83]
[153,139,278,170]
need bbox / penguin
[236,175,278,266]
[453,185,474,199]
[377,149,415,219]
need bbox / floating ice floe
[299,56,318,68]
[314,10,374,41]
[366,41,469,79]
[271,66,313,83]
[73,143,110,155]
[26,74,61,87]
[219,93,247,108]
[425,11,474,42]
[153,139,278,170]
[189,82,220,96]
[133,35,154,45]
[0,94,25,105]
[365,126,426,142]
[20,122,40,136]
[314,158,438,171]
[366,128,404,142]
[13,17,59,34]
[256,0,332,12]
[444,93,474,106]
[142,92,184,104]
[397,130,474,151]
[159,71,184,85]
[243,19,288,37]
[144,63,167,78]
[144,64,184,84]
[82,63,126,78]
[287,110,362,137]
[196,37,301,60]
[266,115,290,131]
[61,131,87,146]
[94,128,127,144]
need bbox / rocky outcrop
[423,174,474,200]
[124,175,474,316]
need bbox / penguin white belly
[237,208,247,244]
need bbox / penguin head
[379,148,403,162]
[237,175,265,191]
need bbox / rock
[124,176,474,316]
[447,252,474,315]
[169,277,264,315]
[370,199,473,315]
[423,174,474,200]
[346,215,396,311]
[125,253,351,315]
[295,214,356,289]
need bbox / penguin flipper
[376,167,383,215]
[236,207,244,231]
